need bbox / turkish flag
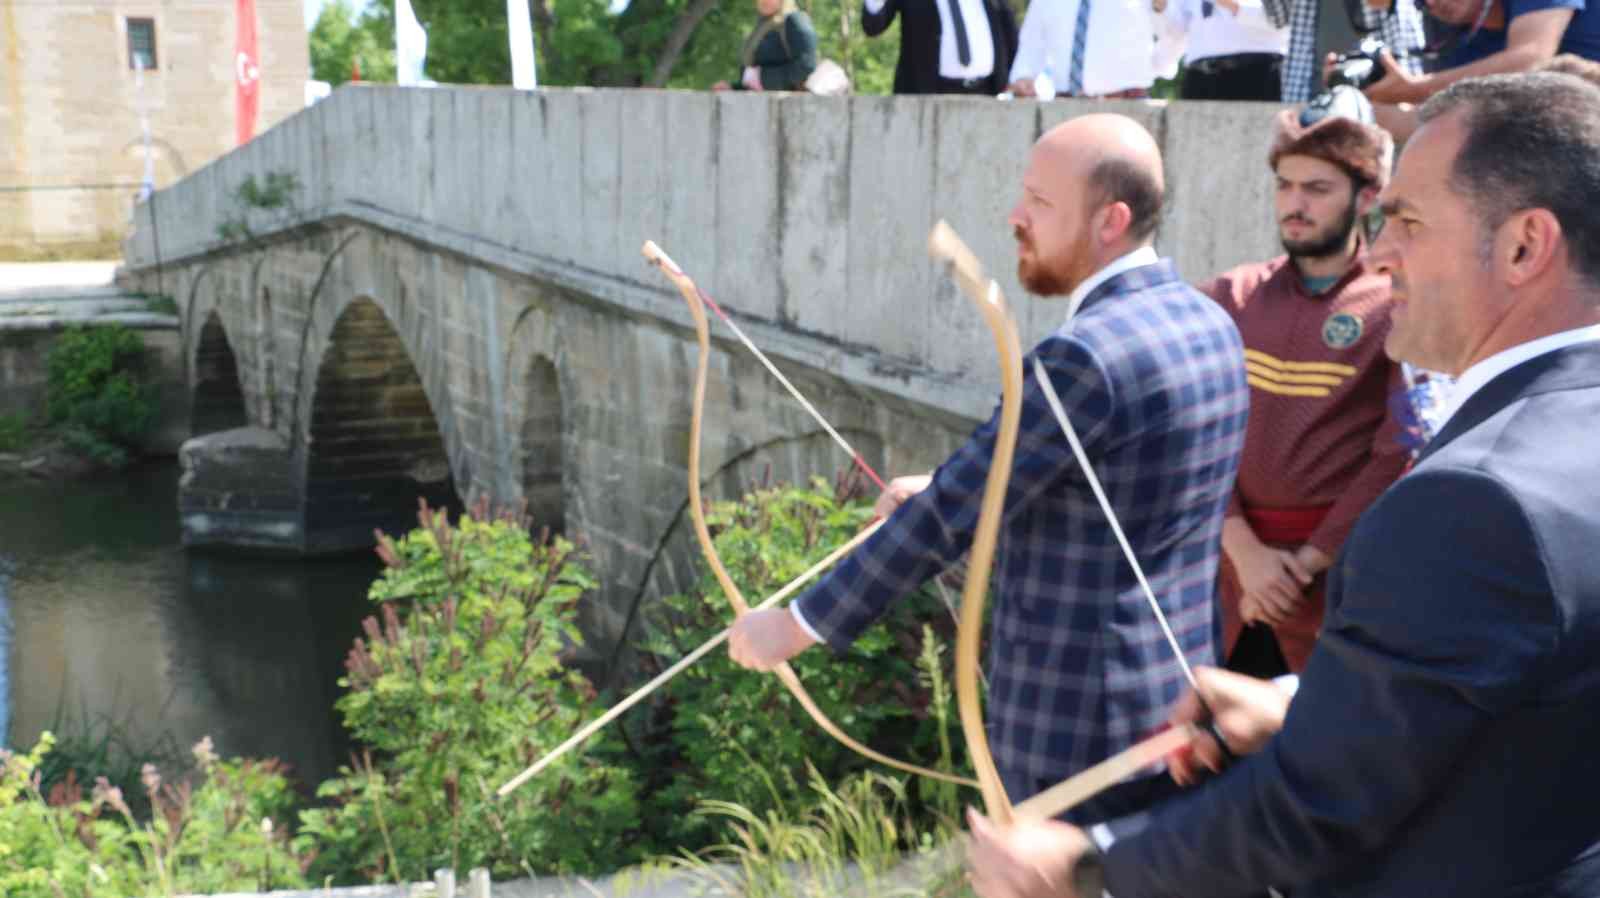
[235,0,260,145]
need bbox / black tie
[1202,0,1214,14]
[946,0,972,66]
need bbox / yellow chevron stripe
[1245,362,1345,387]
[1244,349,1358,377]
[1248,375,1332,397]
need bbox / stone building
[0,0,308,259]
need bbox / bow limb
[644,240,979,790]
[928,221,1025,825]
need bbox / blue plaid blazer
[795,260,1249,785]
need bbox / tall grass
[634,626,977,897]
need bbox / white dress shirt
[1160,0,1288,63]
[1062,245,1160,327]
[1009,0,1179,95]
[866,0,996,79]
[1435,324,1600,431]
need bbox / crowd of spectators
[713,0,1598,130]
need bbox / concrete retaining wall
[123,86,1283,408]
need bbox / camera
[1326,35,1388,90]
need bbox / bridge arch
[184,263,258,435]
[299,295,462,553]
[505,302,568,537]
[190,311,249,436]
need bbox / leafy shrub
[297,500,643,884]
[0,413,28,453]
[634,475,972,850]
[44,325,156,466]
[0,733,305,897]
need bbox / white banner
[507,0,538,89]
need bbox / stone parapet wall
[124,86,1283,418]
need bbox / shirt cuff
[1273,673,1300,697]
[789,602,825,644]
[864,0,888,13]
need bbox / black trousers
[1181,52,1283,101]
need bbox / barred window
[128,18,157,70]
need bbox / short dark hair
[1418,72,1600,288]
[1089,157,1164,244]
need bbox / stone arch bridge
[121,85,1278,658]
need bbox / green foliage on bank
[44,325,156,467]
[0,478,982,890]
[634,476,970,849]
[0,734,305,898]
[298,500,643,883]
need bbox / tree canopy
[310,0,904,93]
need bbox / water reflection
[0,462,377,789]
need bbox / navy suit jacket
[797,261,1249,800]
[863,0,1018,94]
[1104,341,1600,897]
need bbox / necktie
[1067,0,1091,95]
[947,0,973,67]
[1202,0,1214,15]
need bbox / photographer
[1351,0,1597,109]
[1365,50,1600,140]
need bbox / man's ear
[1500,208,1562,288]
[1098,201,1134,247]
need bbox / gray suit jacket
[1103,341,1600,897]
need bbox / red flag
[351,57,363,82]
[235,0,260,145]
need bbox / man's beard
[1281,198,1360,261]
[1019,256,1075,296]
[1016,228,1090,297]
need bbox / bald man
[729,115,1251,824]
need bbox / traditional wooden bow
[645,239,977,789]
[926,221,1025,825]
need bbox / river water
[0,461,378,790]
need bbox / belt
[936,74,990,91]
[1243,503,1331,544]
[1188,52,1282,75]
[1058,87,1153,100]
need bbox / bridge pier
[179,427,302,553]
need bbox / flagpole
[507,0,538,88]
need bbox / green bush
[297,500,644,884]
[0,733,306,897]
[634,476,972,850]
[44,325,156,466]
[0,413,28,453]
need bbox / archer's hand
[728,607,817,671]
[1168,666,1292,786]
[874,474,932,518]
[967,808,1099,898]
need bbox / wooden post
[434,868,457,898]
[469,868,492,898]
